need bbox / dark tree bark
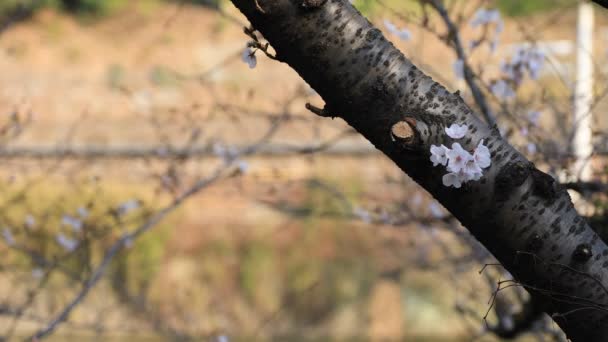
[229,0,608,340]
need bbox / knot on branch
[525,233,544,252]
[494,162,531,202]
[531,168,558,204]
[301,0,327,9]
[572,243,593,263]
[390,118,418,148]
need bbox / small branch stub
[254,0,266,13]
[390,118,417,147]
[572,243,593,263]
[305,103,334,118]
[302,0,327,9]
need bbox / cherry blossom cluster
[430,124,492,188]
[470,8,503,31]
[469,8,503,53]
[500,47,545,84]
[490,47,544,100]
[213,142,250,173]
[1,201,144,254]
[490,79,515,99]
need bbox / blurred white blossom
[156,147,169,157]
[77,207,89,218]
[501,47,544,84]
[379,210,392,224]
[411,193,422,208]
[25,214,36,228]
[527,53,544,79]
[470,8,502,29]
[56,233,78,252]
[383,19,411,41]
[526,143,537,155]
[491,80,515,99]
[2,227,15,246]
[489,38,500,53]
[241,45,257,69]
[469,8,503,53]
[521,127,530,137]
[429,201,444,218]
[353,207,371,223]
[32,268,44,279]
[237,160,249,174]
[62,215,83,232]
[213,142,239,162]
[117,199,140,216]
[453,59,464,80]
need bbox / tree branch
[592,0,608,10]
[228,0,608,340]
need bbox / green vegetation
[496,0,574,17]
[0,0,223,19]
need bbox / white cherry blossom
[430,144,449,166]
[447,143,472,173]
[430,135,492,188]
[527,111,541,126]
[473,140,492,169]
[463,158,483,181]
[445,124,468,139]
[442,172,464,188]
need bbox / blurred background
[0,0,607,340]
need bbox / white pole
[572,1,594,181]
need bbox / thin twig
[428,0,496,126]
